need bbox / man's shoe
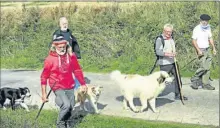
[190,79,203,90]
[190,84,199,90]
[175,94,188,100]
[203,84,215,90]
[66,120,75,128]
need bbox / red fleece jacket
[40,52,86,91]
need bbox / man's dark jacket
[52,28,81,59]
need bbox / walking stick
[35,81,56,120]
[174,57,184,105]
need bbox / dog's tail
[110,70,124,82]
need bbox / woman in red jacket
[41,35,87,128]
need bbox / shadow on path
[116,96,174,108]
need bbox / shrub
[1,2,219,78]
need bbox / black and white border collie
[0,87,31,112]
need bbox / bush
[1,2,219,78]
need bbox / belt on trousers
[199,47,209,51]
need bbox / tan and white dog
[74,84,103,114]
[110,70,172,113]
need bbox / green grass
[0,109,217,128]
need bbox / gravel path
[1,69,219,126]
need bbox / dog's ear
[18,87,23,91]
[98,86,103,90]
[91,86,96,90]
[157,76,165,84]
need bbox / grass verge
[0,109,217,128]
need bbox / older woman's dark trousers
[160,64,180,94]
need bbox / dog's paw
[139,109,145,113]
[90,110,100,114]
[139,107,148,113]
[94,111,100,114]
[123,107,129,111]
[153,109,159,113]
[133,109,139,113]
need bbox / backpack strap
[157,35,165,48]
[154,35,165,59]
[150,35,165,74]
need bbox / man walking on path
[41,35,87,128]
[190,14,217,90]
[155,23,188,100]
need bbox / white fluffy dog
[110,70,172,113]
